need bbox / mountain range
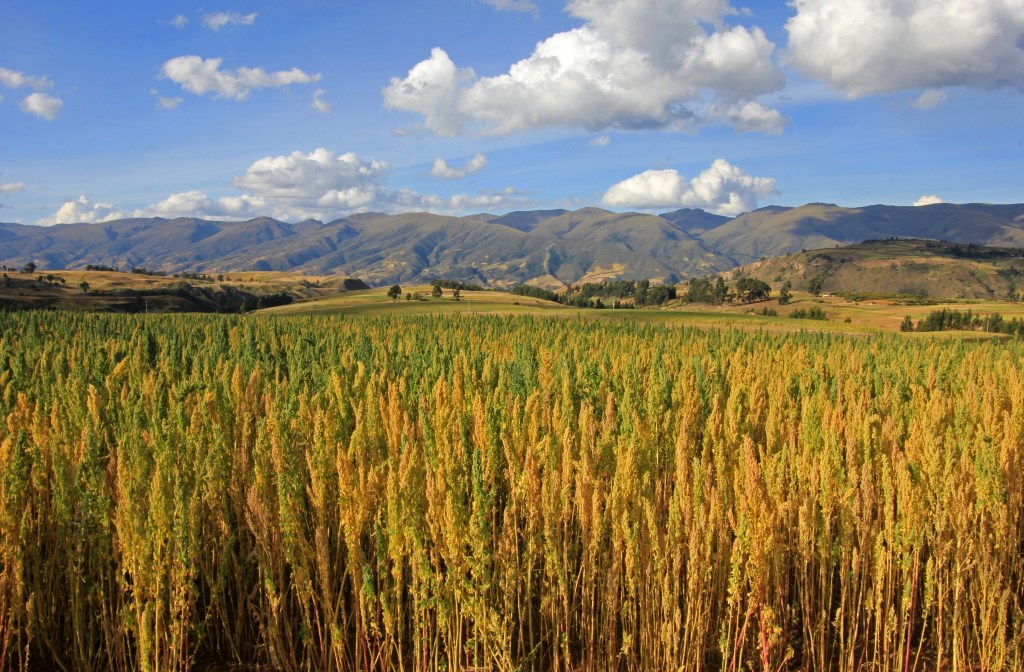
[2,202,1022,286]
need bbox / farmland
[0,311,1021,671]
[265,283,1024,338]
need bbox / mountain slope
[658,208,732,236]
[731,239,1024,300]
[698,203,1024,264]
[0,209,737,286]
[3,202,1024,286]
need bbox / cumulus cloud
[38,196,125,226]
[390,186,527,213]
[132,149,389,220]
[430,153,487,179]
[708,100,786,134]
[139,190,269,219]
[0,68,62,119]
[311,88,331,114]
[201,11,257,31]
[913,195,943,206]
[912,89,948,110]
[383,48,476,136]
[482,0,539,17]
[170,14,189,28]
[384,0,784,136]
[20,92,63,120]
[786,0,1024,97]
[232,148,388,198]
[602,159,776,215]
[0,67,52,90]
[448,189,526,211]
[588,135,611,147]
[150,88,183,110]
[129,148,526,220]
[0,182,25,195]
[161,56,321,101]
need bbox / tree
[900,315,915,332]
[22,261,36,274]
[432,284,442,298]
[809,276,824,297]
[452,288,462,301]
[2,273,10,288]
[79,280,90,294]
[712,277,728,304]
[778,281,792,305]
[736,277,770,302]
[342,278,370,291]
[685,278,713,303]
[387,284,402,301]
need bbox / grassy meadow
[0,310,1021,671]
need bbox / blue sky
[1,0,1022,225]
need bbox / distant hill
[658,208,732,236]
[729,239,1024,300]
[0,208,734,286]
[2,202,1023,286]
[698,202,1024,265]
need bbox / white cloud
[134,149,389,220]
[311,88,331,114]
[161,56,321,101]
[384,0,784,136]
[913,195,943,206]
[136,183,519,220]
[150,88,183,110]
[383,48,476,136]
[138,149,389,221]
[2,67,64,119]
[786,0,1024,98]
[602,159,776,215]
[448,190,524,210]
[130,148,527,220]
[201,11,257,31]
[588,135,611,147]
[0,67,52,90]
[708,100,786,134]
[0,182,24,195]
[430,153,487,179]
[20,92,63,121]
[138,190,268,219]
[390,187,527,214]
[170,14,189,28]
[232,148,388,198]
[38,196,125,226]
[912,89,948,110]
[483,0,539,17]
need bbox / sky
[1,0,1022,226]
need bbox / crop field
[265,285,1024,338]
[0,311,1022,671]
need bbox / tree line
[902,307,1024,335]
[681,275,777,304]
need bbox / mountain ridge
[2,202,1022,285]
